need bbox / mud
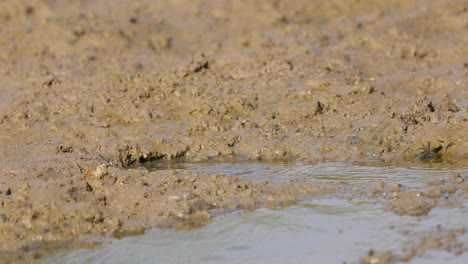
[0,0,467,263]
[360,227,467,264]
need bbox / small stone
[84,164,108,179]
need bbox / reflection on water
[40,163,468,264]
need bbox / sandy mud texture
[0,0,467,263]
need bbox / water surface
[41,163,468,264]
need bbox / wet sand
[0,0,467,263]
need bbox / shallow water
[40,163,468,264]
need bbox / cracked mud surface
[0,0,467,263]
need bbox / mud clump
[175,52,210,78]
[361,174,468,263]
[359,226,467,264]
[0,0,467,262]
[368,174,468,217]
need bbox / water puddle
[40,163,468,263]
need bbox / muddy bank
[0,0,467,263]
[1,0,467,166]
[0,162,343,262]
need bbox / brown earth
[0,0,467,263]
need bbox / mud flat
[0,0,467,263]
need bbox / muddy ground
[0,0,467,263]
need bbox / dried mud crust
[0,0,467,263]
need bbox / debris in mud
[41,76,61,89]
[57,144,73,153]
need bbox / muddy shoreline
[1,0,467,263]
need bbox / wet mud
[0,0,467,263]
